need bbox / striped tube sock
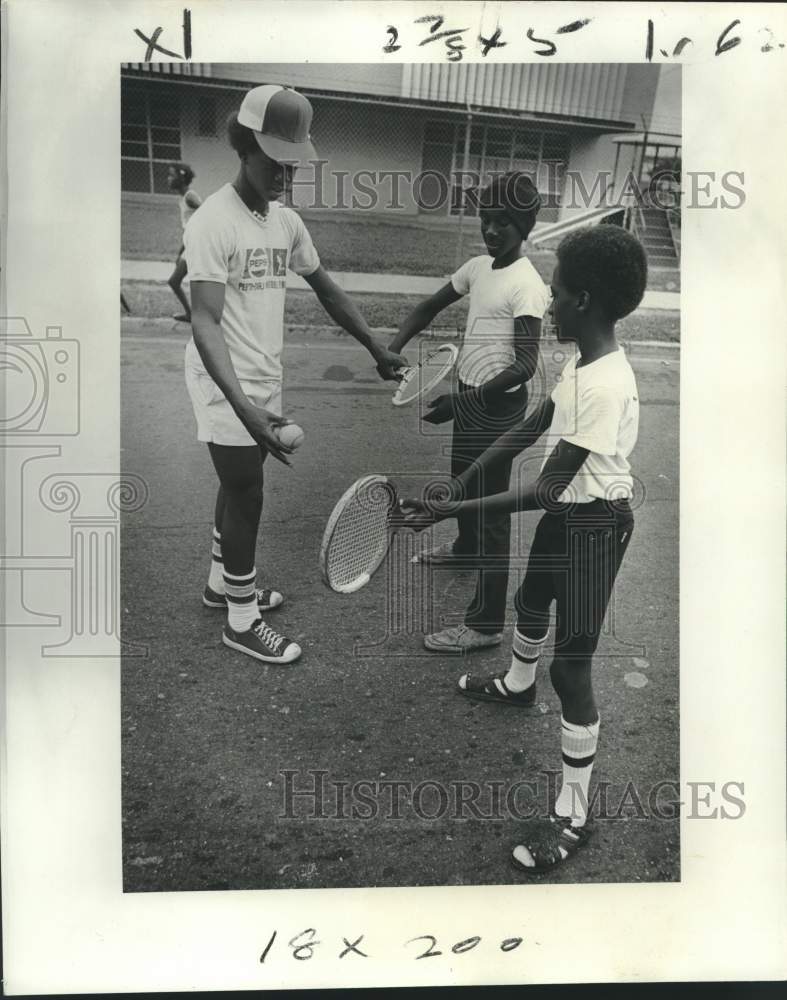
[208,528,224,592]
[554,716,600,826]
[504,629,548,693]
[224,568,258,632]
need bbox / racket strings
[394,345,457,405]
[326,488,392,589]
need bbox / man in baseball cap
[237,84,317,164]
[180,83,406,667]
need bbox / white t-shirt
[183,184,320,382]
[451,255,550,389]
[542,347,639,504]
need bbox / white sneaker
[423,624,503,654]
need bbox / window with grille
[121,85,182,193]
[419,120,570,216]
[539,132,571,207]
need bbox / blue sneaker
[222,619,301,664]
[203,585,283,612]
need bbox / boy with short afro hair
[403,224,648,874]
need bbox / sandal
[511,813,594,875]
[457,672,537,707]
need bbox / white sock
[554,716,600,826]
[208,528,224,592]
[504,628,547,692]
[224,568,258,632]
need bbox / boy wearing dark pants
[449,384,527,640]
[391,172,549,654]
[403,225,647,873]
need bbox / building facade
[121,62,680,232]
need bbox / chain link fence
[124,75,568,272]
[121,72,680,274]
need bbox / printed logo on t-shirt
[238,247,288,291]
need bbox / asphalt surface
[121,321,679,891]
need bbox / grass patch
[122,200,679,291]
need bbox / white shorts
[185,360,282,447]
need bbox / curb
[121,316,680,352]
[121,268,679,309]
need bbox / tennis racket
[320,475,402,593]
[392,343,458,406]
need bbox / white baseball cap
[237,84,316,164]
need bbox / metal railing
[666,208,681,262]
[623,200,647,240]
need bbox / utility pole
[455,106,473,270]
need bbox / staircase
[637,207,679,267]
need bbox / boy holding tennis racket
[184,84,405,664]
[390,172,550,653]
[403,225,646,874]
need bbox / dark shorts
[514,498,634,660]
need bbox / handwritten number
[757,26,783,52]
[383,26,401,53]
[716,19,742,56]
[257,929,528,964]
[182,8,192,59]
[289,928,320,961]
[407,934,443,959]
[446,36,466,61]
[415,15,444,32]
[501,936,524,952]
[381,14,780,61]
[527,28,557,57]
[259,930,277,964]
[452,936,482,954]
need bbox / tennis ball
[276,422,305,450]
